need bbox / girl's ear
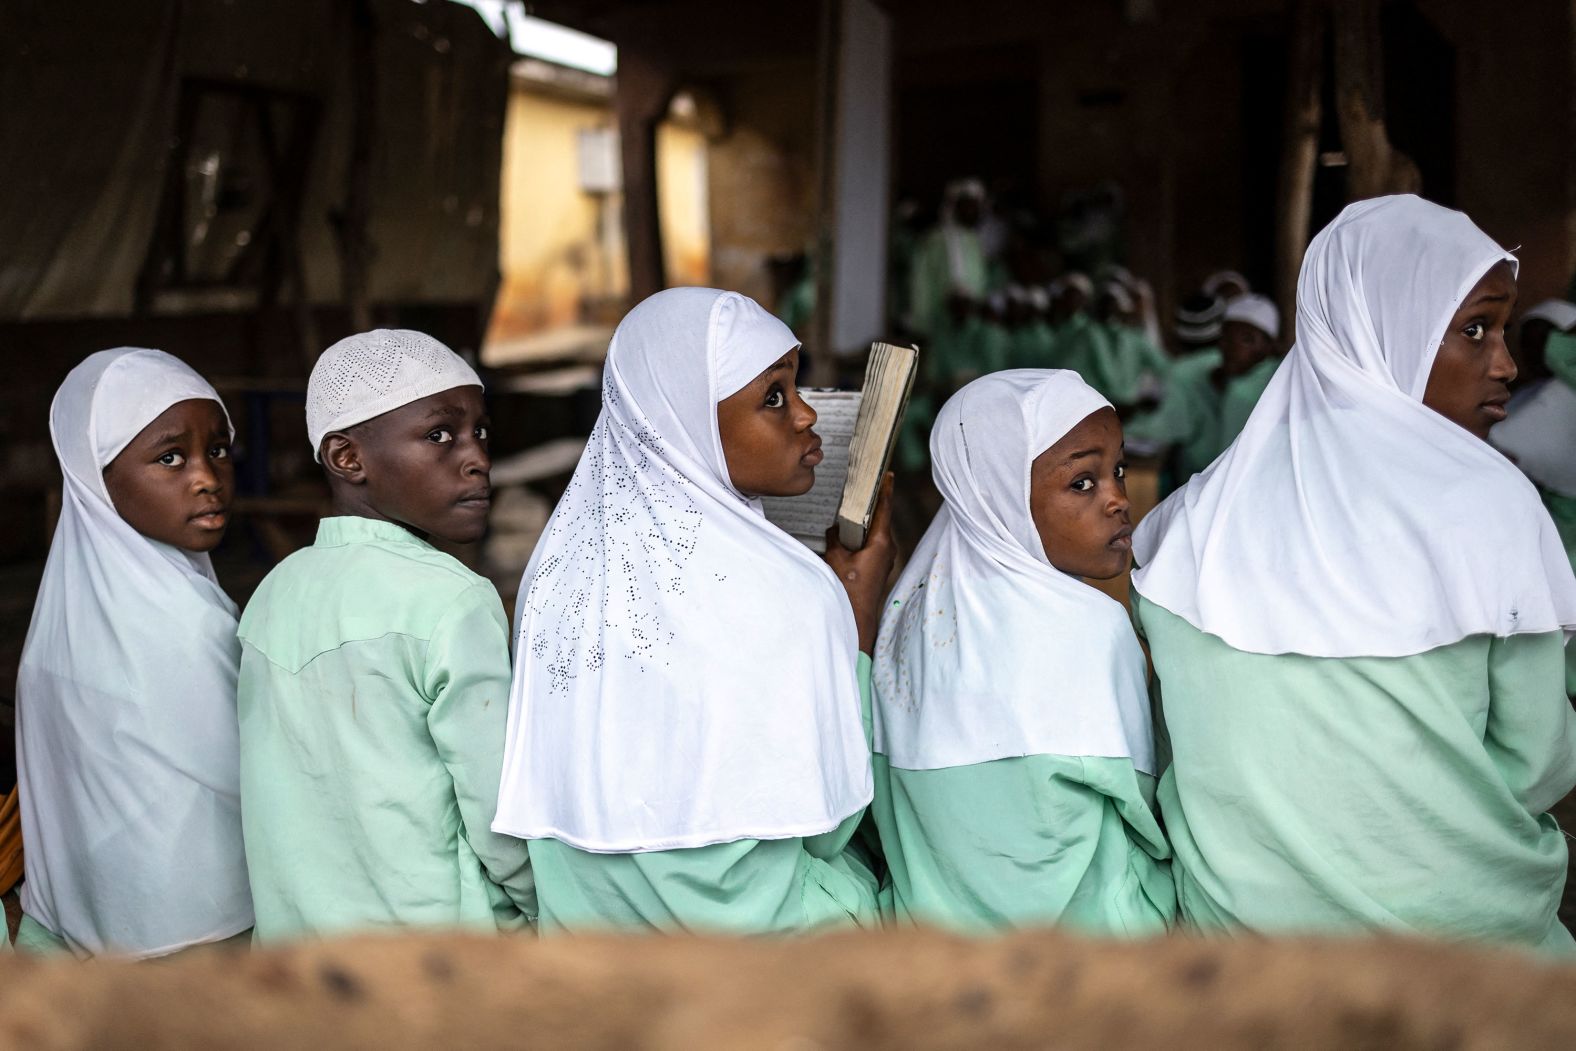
[322,433,368,486]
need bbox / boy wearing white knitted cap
[236,329,535,941]
[1126,293,1283,486]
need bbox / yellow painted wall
[488,87,626,350]
[658,120,711,288]
[487,81,713,355]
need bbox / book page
[760,389,862,552]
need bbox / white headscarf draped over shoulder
[873,370,1155,774]
[17,348,252,958]
[493,288,870,853]
[1133,195,1576,657]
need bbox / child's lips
[801,438,824,467]
[1108,525,1134,550]
[456,489,492,511]
[189,506,228,528]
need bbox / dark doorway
[895,44,1038,212]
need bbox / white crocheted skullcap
[1223,293,1281,341]
[306,329,482,461]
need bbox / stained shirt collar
[314,515,431,550]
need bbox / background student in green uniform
[1125,292,1282,484]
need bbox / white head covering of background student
[1517,299,1576,334]
[939,178,988,294]
[873,370,1155,774]
[16,348,252,958]
[493,287,870,852]
[1134,195,1576,657]
[1492,298,1576,497]
[1223,293,1280,341]
[1202,269,1250,302]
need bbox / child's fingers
[869,473,896,536]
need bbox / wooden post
[1275,0,1325,334]
[1333,0,1419,201]
[615,49,676,303]
[808,0,839,385]
[338,0,376,334]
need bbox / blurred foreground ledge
[3,927,1575,1049]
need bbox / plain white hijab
[873,370,1155,774]
[494,288,870,852]
[17,348,252,957]
[1133,195,1576,657]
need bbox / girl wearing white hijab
[493,288,895,933]
[871,370,1173,934]
[1132,196,1576,953]
[14,348,252,957]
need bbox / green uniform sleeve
[1125,380,1204,446]
[424,585,537,925]
[1136,332,1172,381]
[909,237,945,338]
[1485,631,1576,816]
[804,653,874,860]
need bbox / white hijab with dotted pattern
[493,288,870,852]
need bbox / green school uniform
[1092,325,1170,407]
[1543,489,1576,696]
[776,273,815,334]
[237,516,535,942]
[957,317,1011,383]
[12,912,69,955]
[1135,592,1576,954]
[1007,320,1057,370]
[1126,353,1278,478]
[910,226,989,380]
[872,752,1173,935]
[1050,314,1104,391]
[526,655,881,935]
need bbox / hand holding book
[823,472,896,655]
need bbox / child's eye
[475,425,489,441]
[1070,477,1095,493]
[157,451,186,467]
[764,388,786,409]
[211,444,231,461]
[1463,321,1485,342]
[427,428,455,444]
[1115,463,1126,479]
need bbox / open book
[761,341,919,551]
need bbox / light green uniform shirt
[1007,320,1058,370]
[237,516,535,942]
[872,752,1174,936]
[1543,488,1576,696]
[526,655,881,935]
[1091,325,1170,407]
[1136,592,1576,954]
[1126,352,1277,478]
[12,912,67,954]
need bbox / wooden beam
[1333,0,1419,201]
[614,49,676,303]
[1275,0,1325,336]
